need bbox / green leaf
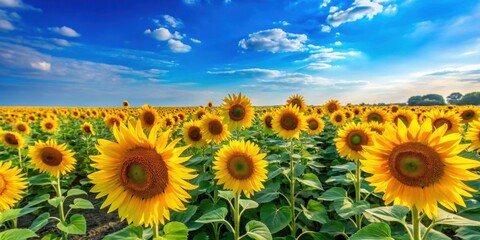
[239,199,259,211]
[318,187,347,201]
[103,225,143,240]
[56,214,87,235]
[245,220,272,240]
[195,207,228,224]
[29,212,50,232]
[25,194,50,208]
[260,203,291,234]
[267,167,283,180]
[192,232,209,240]
[294,163,305,177]
[48,196,65,208]
[334,199,370,219]
[297,173,323,191]
[365,205,410,223]
[0,229,37,240]
[0,207,42,225]
[434,208,480,226]
[330,162,356,172]
[66,189,88,198]
[305,232,332,240]
[320,221,345,237]
[161,221,188,240]
[41,234,62,240]
[28,173,51,186]
[301,200,328,224]
[456,226,480,240]
[69,198,94,210]
[349,223,394,240]
[252,182,280,203]
[171,205,198,224]
[218,191,234,201]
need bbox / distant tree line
[407,92,480,106]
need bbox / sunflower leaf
[161,221,188,240]
[0,229,37,240]
[245,220,272,240]
[69,198,94,210]
[56,214,86,235]
[29,212,50,232]
[195,207,228,224]
[301,200,328,224]
[218,191,234,201]
[320,220,345,237]
[318,187,347,201]
[365,205,410,223]
[48,196,65,208]
[260,203,291,234]
[456,226,480,240]
[334,199,370,219]
[66,189,88,198]
[434,208,480,226]
[239,199,259,211]
[103,225,143,240]
[297,173,323,190]
[349,223,394,240]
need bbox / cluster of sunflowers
[0,94,479,240]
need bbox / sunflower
[182,121,208,148]
[362,108,389,124]
[0,161,28,212]
[458,106,478,123]
[14,121,31,135]
[29,139,76,178]
[271,104,307,139]
[88,120,197,227]
[344,110,354,121]
[361,119,480,219]
[193,108,207,121]
[220,93,255,130]
[139,104,159,131]
[213,140,268,198]
[41,118,58,133]
[260,112,274,130]
[305,115,324,135]
[330,110,347,126]
[81,122,95,135]
[335,122,374,161]
[391,109,416,127]
[324,99,341,115]
[123,100,129,108]
[207,101,213,108]
[286,94,307,112]
[368,121,385,135]
[390,104,400,113]
[199,113,231,144]
[0,131,25,149]
[425,109,462,134]
[104,114,123,129]
[465,120,480,152]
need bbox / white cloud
[183,0,200,5]
[49,26,80,37]
[172,31,184,39]
[406,21,434,38]
[327,0,384,27]
[0,19,13,30]
[225,0,232,3]
[30,61,51,71]
[329,6,339,13]
[0,0,40,10]
[144,27,172,41]
[238,28,308,53]
[0,10,20,30]
[163,15,183,28]
[384,4,397,14]
[301,46,361,70]
[190,38,201,43]
[321,24,331,33]
[320,0,330,8]
[411,64,480,78]
[334,41,342,46]
[168,39,191,53]
[273,20,290,26]
[308,63,332,69]
[52,38,71,47]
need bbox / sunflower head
[199,113,231,144]
[139,104,159,130]
[362,108,389,124]
[221,93,255,130]
[324,99,341,114]
[41,119,59,133]
[14,121,31,135]
[335,122,374,161]
[271,104,307,139]
[465,120,480,152]
[425,109,463,134]
[207,101,213,108]
[0,161,28,212]
[368,121,385,135]
[81,122,95,135]
[330,110,347,126]
[182,120,208,148]
[0,131,25,149]
[391,109,416,127]
[459,107,478,123]
[213,140,268,198]
[193,108,207,121]
[261,112,274,130]
[123,100,129,108]
[104,114,123,129]
[305,115,324,135]
[29,139,77,178]
[286,94,307,112]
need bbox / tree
[447,92,463,104]
[407,96,422,106]
[407,94,446,106]
[457,92,480,105]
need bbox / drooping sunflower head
[286,94,307,112]
[41,118,59,133]
[139,104,159,131]
[122,100,129,108]
[213,140,268,198]
[261,112,274,130]
[362,108,389,124]
[305,115,325,135]
[361,119,480,219]
[220,93,255,130]
[199,113,231,144]
[324,99,342,115]
[425,109,463,134]
[88,120,197,227]
[0,131,25,149]
[330,110,347,126]
[391,109,416,127]
[271,104,307,139]
[335,122,374,161]
[0,161,28,212]
[465,120,480,152]
[29,139,77,178]
[81,122,95,135]
[104,114,123,129]
[459,106,478,123]
[14,121,31,135]
[182,120,208,148]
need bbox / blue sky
[0,0,479,107]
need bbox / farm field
[0,95,479,240]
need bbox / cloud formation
[48,26,81,37]
[168,39,191,53]
[327,0,384,27]
[238,28,308,53]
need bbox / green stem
[355,160,362,230]
[234,192,241,240]
[289,140,296,238]
[55,177,67,240]
[421,223,436,240]
[17,148,23,169]
[153,223,159,238]
[412,206,421,240]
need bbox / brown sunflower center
[188,126,202,141]
[227,153,254,180]
[165,118,173,127]
[229,104,246,121]
[291,99,302,108]
[367,113,383,123]
[327,104,337,113]
[308,119,319,130]
[388,142,444,188]
[208,120,223,135]
[391,106,399,113]
[123,102,128,107]
[83,126,92,134]
[345,112,352,119]
[17,124,26,132]
[120,148,168,199]
[264,116,273,129]
[143,112,155,125]
[394,115,408,125]
[433,118,452,130]
[196,111,205,120]
[5,133,19,145]
[41,147,63,166]
[346,130,368,151]
[461,110,474,121]
[280,113,298,130]
[45,122,54,130]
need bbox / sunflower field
[1,94,480,240]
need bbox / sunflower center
[17,125,26,132]
[120,148,168,199]
[5,133,19,145]
[208,120,223,135]
[395,116,408,125]
[433,118,452,130]
[264,116,273,129]
[227,154,254,180]
[388,142,444,187]
[229,104,246,121]
[280,113,298,130]
[41,147,63,166]
[346,131,368,151]
[144,112,155,125]
[291,99,302,108]
[188,126,202,141]
[392,106,399,113]
[308,119,318,130]
[45,122,53,129]
[461,110,474,121]
[327,104,337,113]
[83,126,92,134]
[335,115,343,122]
[367,113,383,123]
[196,111,205,120]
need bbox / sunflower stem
[153,223,159,238]
[55,177,67,240]
[17,148,23,170]
[412,206,421,240]
[289,139,296,238]
[355,159,362,230]
[234,192,241,240]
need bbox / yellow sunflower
[14,121,31,135]
[361,119,480,219]
[123,100,129,108]
[29,140,77,178]
[104,114,123,129]
[81,122,95,135]
[335,122,374,161]
[207,101,213,108]
[324,99,341,115]
[271,104,307,139]
[368,121,385,135]
[193,108,207,121]
[425,109,462,134]
[41,118,58,133]
[390,104,400,113]
[465,120,480,152]
[0,131,25,149]
[391,109,416,127]
[458,106,478,123]
[213,140,268,198]
[330,110,347,126]
[88,120,197,227]
[305,115,324,135]
[0,161,28,212]
[182,121,208,148]
[286,94,307,112]
[220,93,255,130]
[261,112,274,130]
[199,113,231,144]
[139,104,160,131]
[362,108,389,124]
